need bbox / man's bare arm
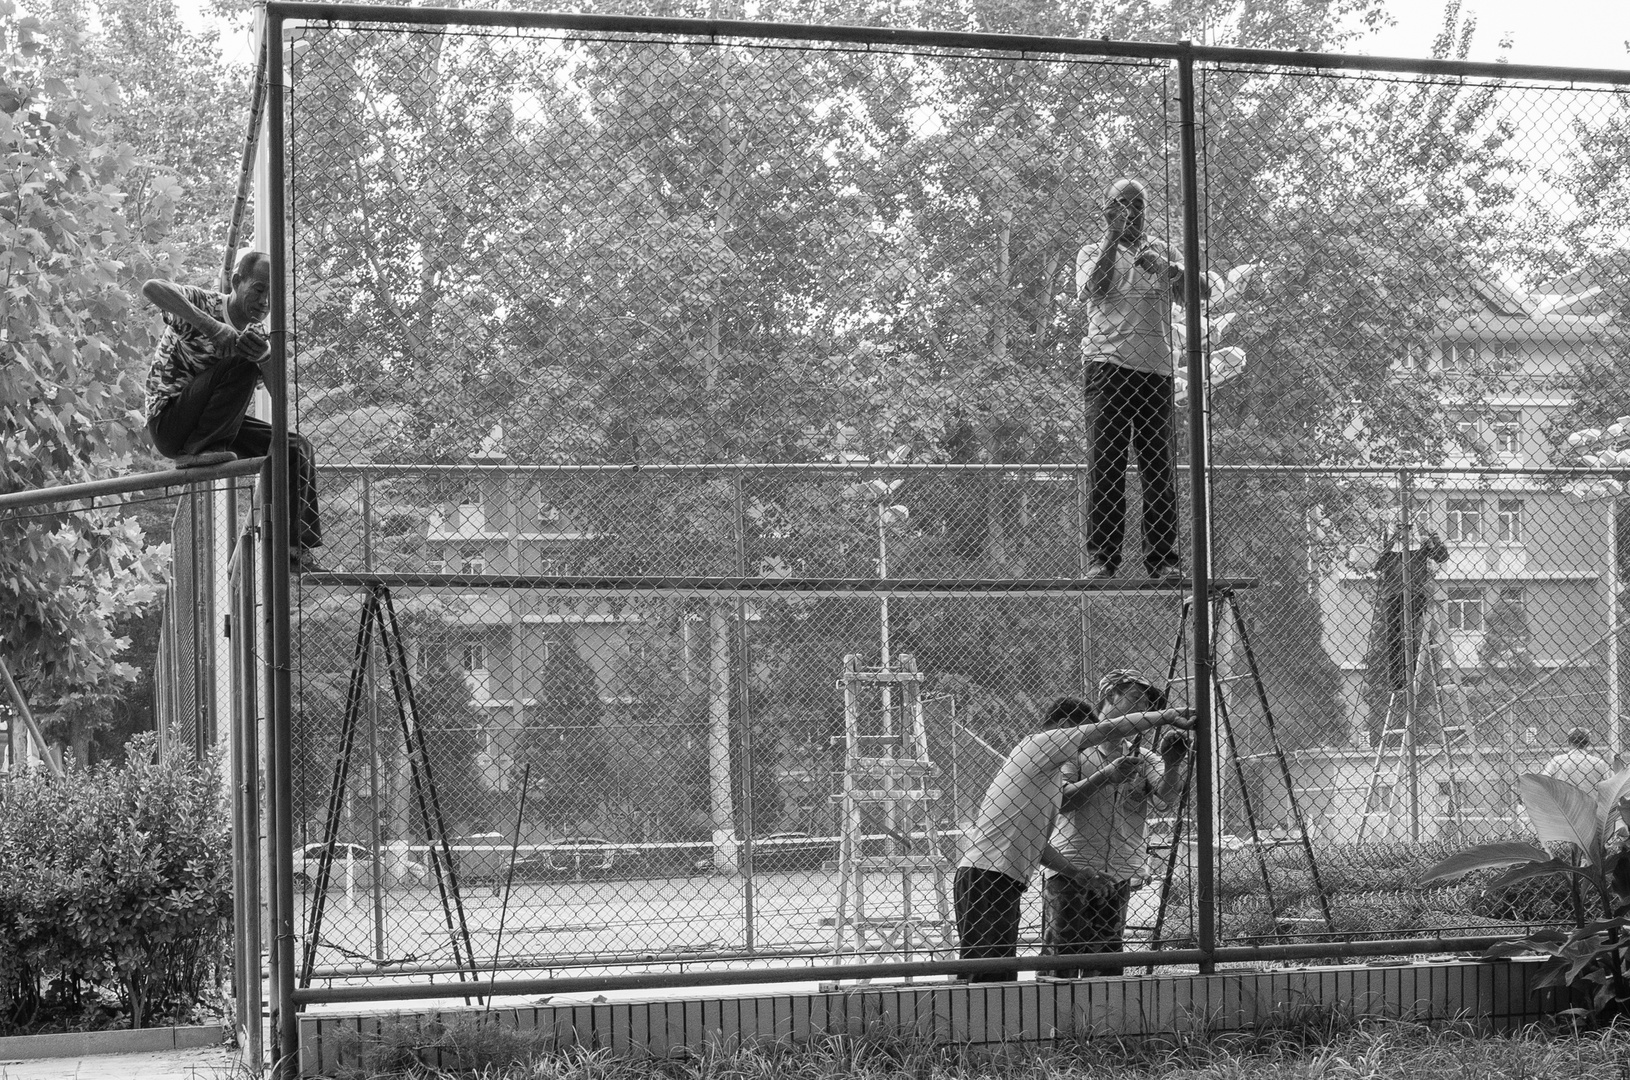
[1078,707,1195,751]
[1040,845,1112,890]
[142,279,240,352]
[1151,731,1191,806]
[1061,756,1140,812]
[1083,234,1122,301]
[1083,202,1131,301]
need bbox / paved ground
[0,1046,240,1080]
[300,867,1174,979]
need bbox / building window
[1486,342,1525,373]
[1446,586,1484,632]
[1497,584,1527,608]
[459,554,487,575]
[456,494,485,531]
[542,638,560,662]
[1449,410,1480,450]
[1440,342,1479,374]
[1495,499,1524,543]
[1490,410,1522,455]
[462,640,488,674]
[1445,497,1482,543]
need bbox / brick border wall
[300,959,1557,1075]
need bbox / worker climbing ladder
[830,652,955,963]
[1358,601,1475,843]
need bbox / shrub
[0,734,231,1034]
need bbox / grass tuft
[319,1007,1630,1080]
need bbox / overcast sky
[176,0,1630,70]
[1359,0,1630,70]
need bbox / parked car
[511,836,619,880]
[692,832,837,873]
[293,842,427,889]
[753,832,837,871]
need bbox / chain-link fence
[200,8,1630,1005]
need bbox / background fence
[158,4,1630,1026]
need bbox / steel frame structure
[242,5,1630,1073]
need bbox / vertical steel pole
[239,516,264,1069]
[1399,469,1420,843]
[190,489,207,757]
[225,486,246,1053]
[1076,468,1091,695]
[362,474,386,966]
[265,10,299,1074]
[1176,45,1216,973]
[733,475,755,951]
[1609,501,1622,765]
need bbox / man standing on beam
[1074,177,1206,582]
[142,249,324,572]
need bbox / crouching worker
[142,250,324,572]
[954,697,1195,981]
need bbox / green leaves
[0,736,230,1031]
[1420,840,1554,883]
[0,0,208,709]
[1520,773,1605,854]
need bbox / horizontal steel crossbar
[0,457,267,512]
[290,934,1508,1004]
[299,572,1261,597]
[267,2,1630,86]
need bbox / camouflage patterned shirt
[143,285,264,421]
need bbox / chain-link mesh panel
[268,15,1630,985]
[280,21,1188,983]
[1198,68,1630,946]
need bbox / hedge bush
[0,735,232,1034]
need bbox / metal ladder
[829,652,954,965]
[1357,605,1474,843]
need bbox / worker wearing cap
[1041,669,1191,976]
[955,695,1195,981]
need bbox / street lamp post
[870,478,908,732]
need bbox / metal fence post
[1176,43,1216,973]
[265,8,299,1074]
[1398,469,1420,843]
[733,474,755,951]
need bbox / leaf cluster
[0,734,232,1033]
[1423,770,1630,1024]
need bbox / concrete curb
[0,1024,227,1062]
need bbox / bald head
[1103,178,1149,245]
[1106,178,1148,205]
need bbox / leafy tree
[273,0,1553,852]
[0,2,169,722]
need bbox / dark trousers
[1373,588,1428,692]
[1084,363,1178,575]
[953,866,1027,982]
[1041,875,1134,977]
[147,355,323,550]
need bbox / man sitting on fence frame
[142,249,324,572]
[954,696,1194,982]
